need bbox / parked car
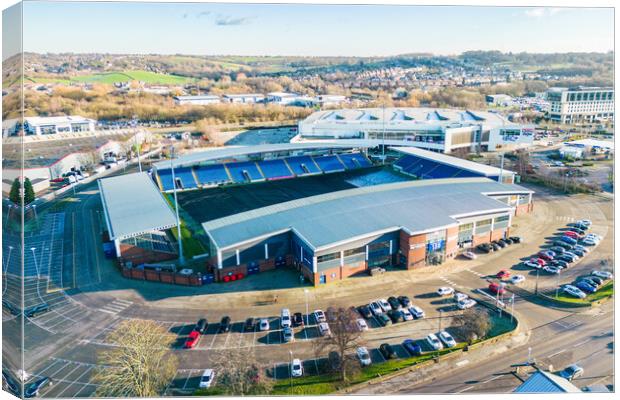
[409,305,425,319]
[282,327,294,343]
[462,251,477,260]
[551,260,569,269]
[563,231,582,240]
[496,270,511,279]
[24,377,52,398]
[457,298,476,310]
[397,296,411,307]
[588,276,603,286]
[477,243,493,253]
[537,251,554,261]
[379,343,397,359]
[218,316,231,333]
[549,246,566,254]
[576,219,592,228]
[387,296,402,310]
[563,285,586,299]
[184,330,200,349]
[580,278,599,288]
[438,331,457,348]
[560,236,578,245]
[313,309,326,323]
[530,257,547,266]
[503,237,514,245]
[581,237,598,246]
[280,309,292,329]
[591,270,613,280]
[509,236,522,243]
[23,303,50,318]
[573,244,590,254]
[557,254,576,264]
[377,299,391,313]
[454,292,468,302]
[498,239,510,247]
[509,275,526,284]
[568,227,586,235]
[356,347,372,366]
[387,310,405,323]
[493,240,507,249]
[376,314,392,327]
[291,359,303,377]
[402,339,422,356]
[369,302,383,316]
[358,305,373,319]
[553,240,574,250]
[356,318,369,331]
[490,242,501,251]
[426,333,443,351]
[199,369,216,388]
[559,364,584,381]
[259,318,270,331]
[318,322,331,336]
[575,281,596,294]
[401,308,414,321]
[244,317,255,332]
[195,318,208,334]
[488,282,506,295]
[543,265,561,275]
[437,287,455,296]
[524,260,542,269]
[292,312,304,327]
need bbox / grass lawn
[29,70,193,85]
[163,194,207,258]
[553,281,614,305]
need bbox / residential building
[547,87,614,124]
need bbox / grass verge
[552,281,614,305]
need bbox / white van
[199,369,215,388]
[280,308,291,328]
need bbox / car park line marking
[34,359,62,377]
[546,349,566,359]
[53,366,94,398]
[455,360,469,367]
[456,386,475,393]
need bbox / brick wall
[445,226,459,259]
[399,231,427,270]
[119,244,177,265]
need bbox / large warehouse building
[203,177,533,285]
[297,107,534,153]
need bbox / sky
[7,1,615,58]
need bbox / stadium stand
[313,155,346,173]
[175,167,198,189]
[285,155,322,175]
[156,168,176,191]
[394,154,482,179]
[195,164,231,186]
[225,161,265,183]
[337,152,373,169]
[258,159,295,180]
[126,232,176,254]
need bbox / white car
[462,251,477,260]
[409,306,425,319]
[291,359,303,377]
[563,285,586,299]
[454,292,468,302]
[438,331,457,348]
[377,299,391,312]
[401,308,414,321]
[426,333,443,350]
[259,318,270,331]
[281,309,291,328]
[356,347,372,366]
[509,275,526,284]
[573,244,590,253]
[313,309,326,323]
[199,369,215,388]
[437,287,454,296]
[563,252,579,261]
[543,265,561,275]
[457,298,476,310]
[581,237,597,246]
[592,270,613,280]
[369,302,384,316]
[318,322,331,336]
[577,219,592,227]
[356,318,369,331]
[524,261,542,269]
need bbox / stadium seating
[285,155,321,175]
[393,155,418,171]
[195,164,231,186]
[175,167,198,189]
[337,152,373,169]
[258,159,294,180]
[393,154,483,180]
[313,155,346,173]
[225,161,265,183]
[156,168,176,191]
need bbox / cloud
[524,7,564,18]
[214,15,253,26]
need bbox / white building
[14,116,97,136]
[173,95,221,105]
[486,94,513,106]
[298,107,534,153]
[547,87,614,124]
[266,92,300,105]
[222,93,265,104]
[315,94,348,106]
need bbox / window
[494,215,510,229]
[317,252,339,263]
[343,246,365,257]
[475,218,492,234]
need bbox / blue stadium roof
[514,371,581,393]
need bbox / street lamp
[289,350,293,393]
[30,247,39,278]
[32,204,37,221]
[304,289,309,340]
[555,269,562,298]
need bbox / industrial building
[547,86,614,124]
[173,95,221,105]
[2,115,96,137]
[222,93,265,104]
[297,107,534,153]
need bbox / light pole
[304,289,309,340]
[534,269,540,295]
[498,152,505,183]
[30,247,40,279]
[32,204,37,221]
[169,146,185,265]
[289,350,293,393]
[555,269,562,298]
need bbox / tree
[207,347,273,395]
[8,178,20,205]
[93,319,178,397]
[452,308,491,343]
[313,307,365,383]
[23,178,35,205]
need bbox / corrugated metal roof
[99,172,178,240]
[514,371,581,393]
[391,146,515,177]
[203,177,532,251]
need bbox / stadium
[98,141,534,286]
[297,107,535,153]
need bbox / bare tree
[92,319,178,397]
[314,307,365,383]
[208,347,273,395]
[452,308,491,343]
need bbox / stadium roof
[391,146,515,177]
[98,172,178,240]
[514,371,581,393]
[154,142,382,169]
[203,177,533,252]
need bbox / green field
[29,70,193,85]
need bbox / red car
[184,330,200,349]
[488,282,506,295]
[537,251,554,261]
[496,270,511,279]
[530,257,547,266]
[563,231,581,239]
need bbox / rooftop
[203,177,533,252]
[24,115,95,126]
[514,371,581,393]
[98,172,178,241]
[173,95,220,100]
